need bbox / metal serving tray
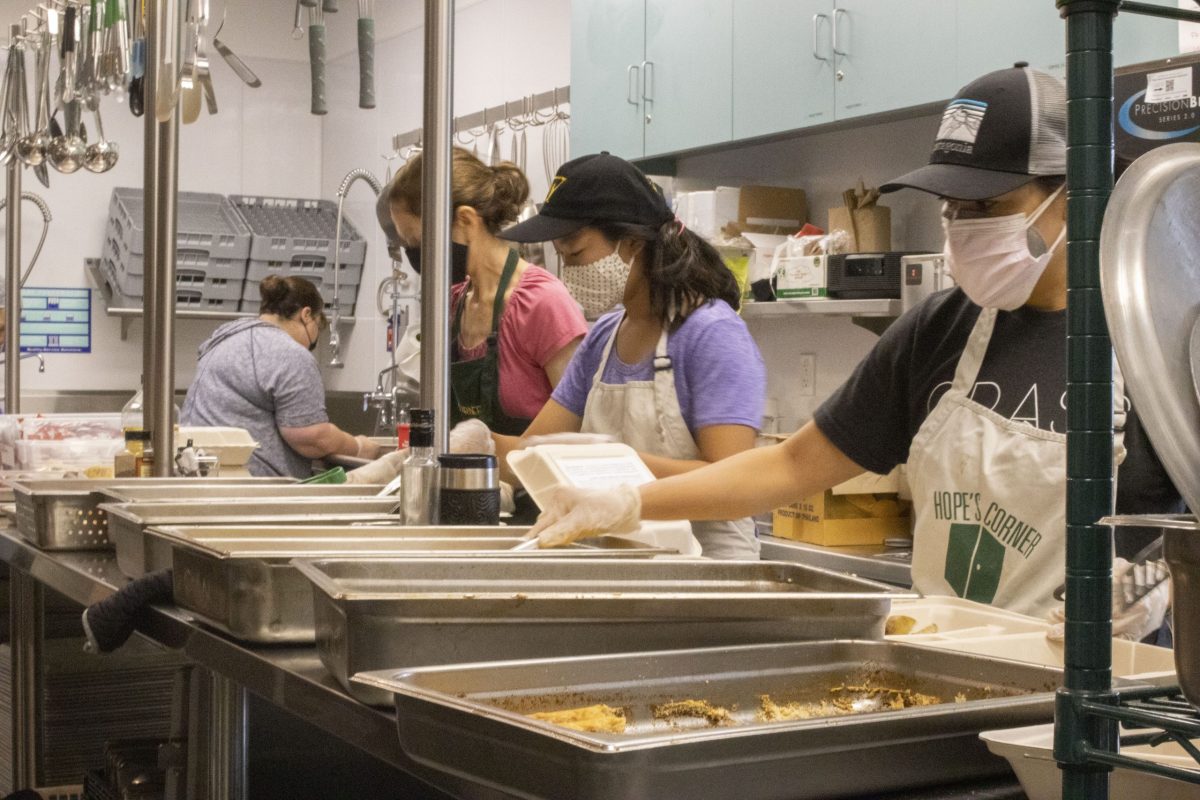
[99,483,381,504]
[104,499,404,578]
[157,527,674,644]
[9,477,295,550]
[354,640,1060,800]
[296,558,910,704]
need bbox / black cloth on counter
[814,287,1185,553]
[82,569,173,654]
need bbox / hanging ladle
[83,103,116,172]
[47,98,85,173]
[15,27,51,171]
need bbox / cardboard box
[742,233,789,296]
[677,187,741,240]
[724,185,807,236]
[828,205,892,253]
[773,253,826,299]
[773,491,910,546]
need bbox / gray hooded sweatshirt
[181,318,328,477]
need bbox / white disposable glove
[1046,557,1170,642]
[500,480,516,516]
[345,448,409,484]
[521,432,617,448]
[525,484,642,548]
[354,435,382,461]
[448,419,496,455]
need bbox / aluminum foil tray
[157,526,673,644]
[9,477,295,550]
[104,499,404,578]
[297,558,910,704]
[355,640,1060,800]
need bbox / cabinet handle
[812,13,830,63]
[626,64,641,106]
[641,59,654,102]
[832,7,848,57]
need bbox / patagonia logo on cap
[545,175,567,203]
[936,99,988,153]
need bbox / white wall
[672,112,947,431]
[0,0,571,408]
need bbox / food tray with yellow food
[354,640,1063,800]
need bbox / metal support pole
[5,157,21,414]
[1055,1,1120,798]
[10,569,42,789]
[142,2,160,428]
[206,672,247,800]
[419,0,453,453]
[146,0,178,474]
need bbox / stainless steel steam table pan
[296,558,911,704]
[9,477,295,550]
[99,483,382,504]
[354,639,1060,800]
[103,499,404,578]
[155,526,675,644]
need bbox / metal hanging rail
[1056,1,1200,799]
[392,84,569,152]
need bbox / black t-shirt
[813,288,1182,557]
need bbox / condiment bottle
[401,409,438,525]
[114,430,149,478]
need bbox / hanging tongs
[128,0,145,115]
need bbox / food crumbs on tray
[885,615,939,635]
[527,704,627,734]
[757,682,944,722]
[954,692,967,703]
[652,699,734,726]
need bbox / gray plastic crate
[245,257,364,288]
[98,256,242,312]
[229,195,368,266]
[241,279,357,317]
[102,234,245,300]
[107,188,253,268]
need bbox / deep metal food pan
[99,483,380,504]
[9,477,294,550]
[354,640,1060,800]
[297,558,911,704]
[157,527,671,644]
[104,499,403,578]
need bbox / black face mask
[404,242,469,284]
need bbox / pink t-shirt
[451,265,587,421]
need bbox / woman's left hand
[355,435,382,460]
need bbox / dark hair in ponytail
[259,275,326,325]
[592,220,740,331]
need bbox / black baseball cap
[881,64,1067,201]
[500,152,675,242]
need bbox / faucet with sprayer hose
[330,168,384,369]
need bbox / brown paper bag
[827,205,892,252]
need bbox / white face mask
[562,244,632,319]
[942,186,1065,311]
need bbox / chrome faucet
[331,168,385,370]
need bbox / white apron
[908,308,1067,616]
[580,318,760,560]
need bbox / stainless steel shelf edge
[741,298,902,318]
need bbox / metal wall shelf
[741,298,902,318]
[85,259,356,340]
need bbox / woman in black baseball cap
[466,152,769,560]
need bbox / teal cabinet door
[570,0,646,160]
[643,0,734,156]
[832,0,959,120]
[956,0,1066,83]
[733,0,835,139]
[1114,7,1180,68]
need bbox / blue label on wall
[18,287,91,354]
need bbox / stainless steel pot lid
[1101,142,1200,516]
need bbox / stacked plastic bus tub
[100,188,253,313]
[230,195,367,317]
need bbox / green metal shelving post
[1055,2,1120,798]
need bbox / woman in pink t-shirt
[385,148,587,434]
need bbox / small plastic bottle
[395,407,411,450]
[401,409,438,525]
[114,430,149,478]
[136,447,155,478]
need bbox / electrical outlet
[797,354,816,397]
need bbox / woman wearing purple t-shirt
[488,152,767,559]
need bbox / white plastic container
[981,724,1200,800]
[177,426,259,467]
[506,443,702,557]
[885,597,1051,641]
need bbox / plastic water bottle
[401,409,438,525]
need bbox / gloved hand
[355,435,382,461]
[449,419,496,455]
[522,432,617,448]
[1046,557,1171,642]
[345,448,408,484]
[525,484,641,548]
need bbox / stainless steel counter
[758,534,913,587]
[0,528,514,800]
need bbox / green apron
[450,249,532,436]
